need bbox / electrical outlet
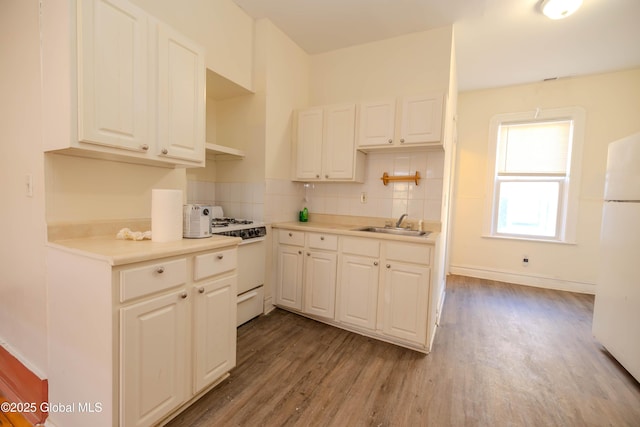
[522,255,529,266]
[360,192,367,204]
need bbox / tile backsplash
[187,150,444,224]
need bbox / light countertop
[47,235,241,266]
[272,221,438,244]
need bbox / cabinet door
[338,255,379,330]
[78,0,149,152]
[275,245,304,310]
[121,290,189,427]
[193,276,237,393]
[357,100,395,147]
[295,108,324,180]
[399,94,443,145]
[323,104,356,179]
[155,21,205,163]
[381,262,430,345]
[304,251,337,319]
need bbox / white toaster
[183,204,212,238]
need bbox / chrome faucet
[395,213,408,228]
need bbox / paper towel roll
[152,189,183,242]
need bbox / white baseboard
[449,265,596,295]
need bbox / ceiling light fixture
[541,0,583,20]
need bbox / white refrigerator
[592,131,640,382]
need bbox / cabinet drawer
[278,229,305,246]
[385,242,431,265]
[237,286,264,327]
[120,258,187,302]
[307,233,338,250]
[341,237,380,257]
[194,248,237,281]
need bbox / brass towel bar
[380,171,420,186]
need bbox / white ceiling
[232,0,640,91]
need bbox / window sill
[481,234,576,245]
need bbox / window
[485,107,585,242]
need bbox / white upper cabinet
[295,108,324,180]
[293,104,366,182]
[323,104,359,180]
[155,21,206,163]
[400,95,443,144]
[357,93,444,150]
[357,99,396,147]
[78,0,149,152]
[43,0,205,167]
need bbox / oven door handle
[237,290,259,303]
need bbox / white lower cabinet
[338,254,379,330]
[381,262,429,345]
[275,228,434,352]
[304,250,337,319]
[275,230,338,319]
[193,276,237,393]
[46,243,238,427]
[119,248,237,427]
[338,237,381,331]
[275,243,304,310]
[121,290,190,427]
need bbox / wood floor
[166,275,640,427]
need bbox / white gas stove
[209,206,267,241]
[209,206,265,326]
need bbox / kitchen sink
[352,226,429,237]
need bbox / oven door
[236,237,266,326]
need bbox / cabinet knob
[325,174,329,178]
[289,232,293,237]
[386,264,391,269]
[161,148,168,155]
[316,174,320,178]
[198,287,205,294]
[298,250,302,255]
[388,139,393,144]
[307,252,311,256]
[400,138,405,143]
[156,266,165,274]
[217,254,224,260]
[320,236,325,241]
[180,292,188,299]
[140,144,149,151]
[374,261,378,266]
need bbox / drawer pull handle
[217,254,224,260]
[156,266,165,274]
[237,290,258,304]
[180,292,188,299]
[198,287,205,294]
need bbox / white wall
[450,68,640,293]
[309,26,453,104]
[130,0,254,90]
[0,0,48,375]
[45,154,185,222]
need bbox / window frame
[483,107,586,243]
